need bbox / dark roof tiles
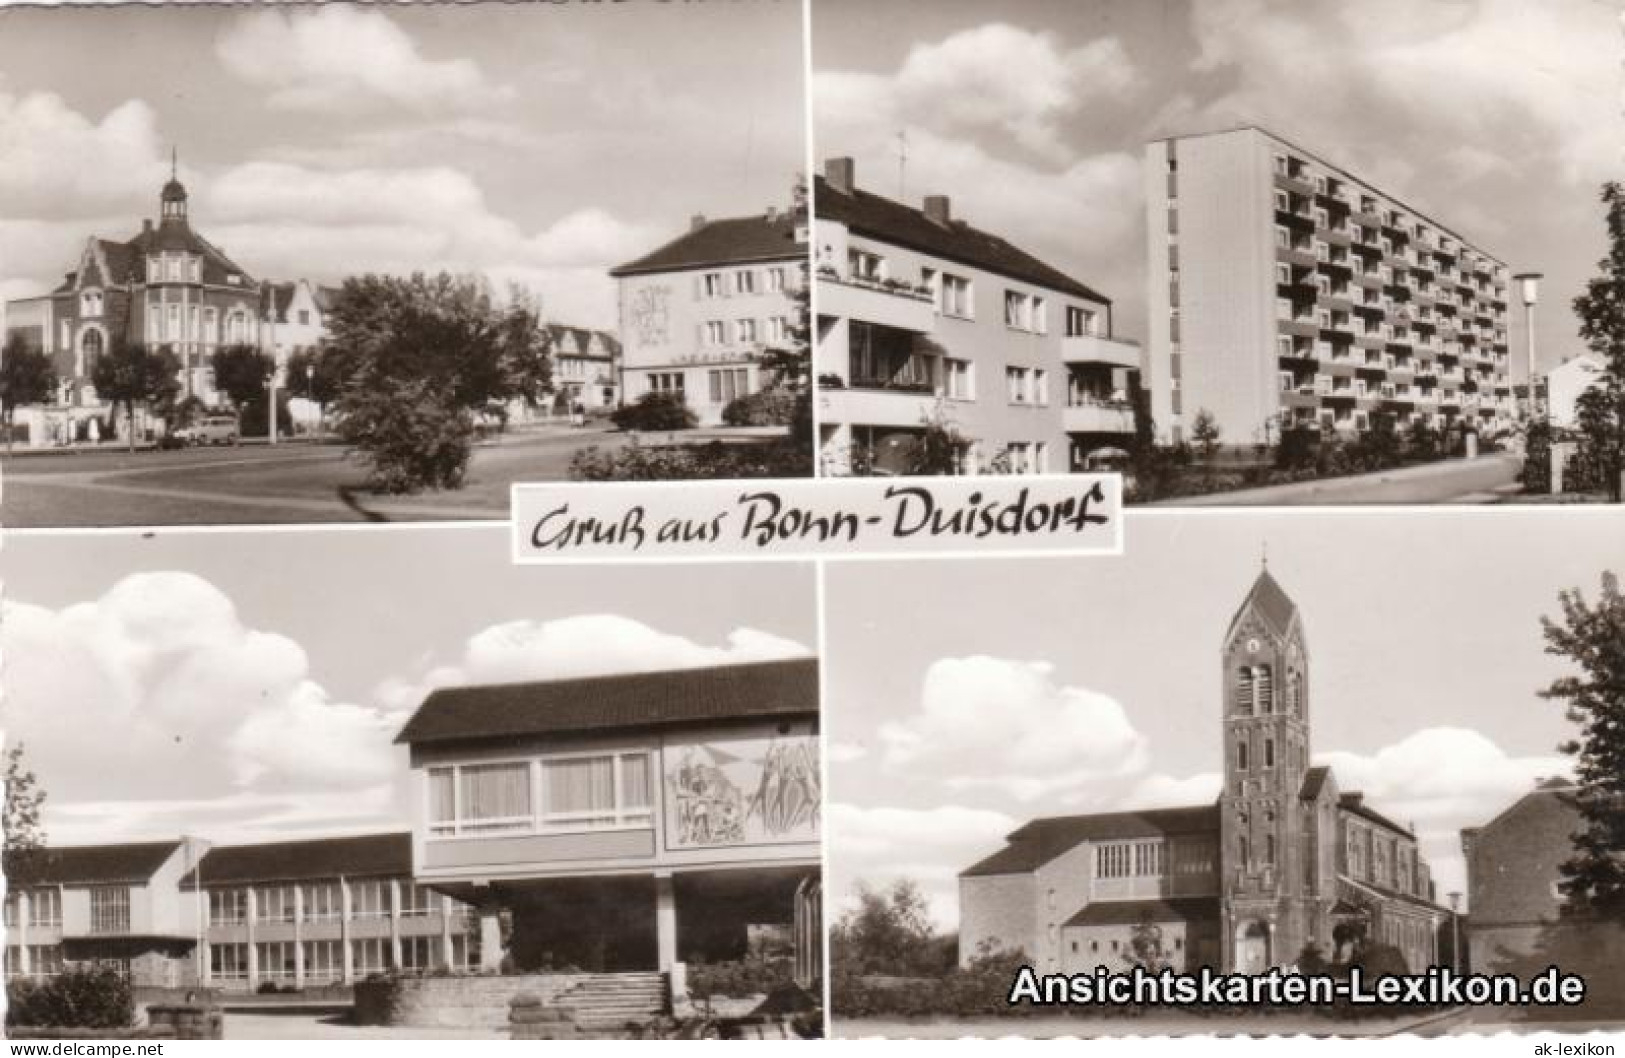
[396,658,819,746]
[610,213,804,276]
[814,176,1109,303]
[962,804,1219,877]
[180,832,411,889]
[3,841,183,886]
[1063,896,1220,928]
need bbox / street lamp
[1447,891,1462,973]
[1513,272,1543,420]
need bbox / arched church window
[1256,665,1274,713]
[1266,834,1277,866]
[1238,835,1249,867]
[1288,671,1303,716]
[1264,738,1275,768]
[1236,740,1249,771]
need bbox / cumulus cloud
[1,572,407,817]
[1184,0,1618,187]
[827,802,1018,929]
[878,656,1148,801]
[216,6,513,115]
[375,614,811,714]
[0,85,169,219]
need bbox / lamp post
[1447,891,1462,973]
[1513,272,1543,421]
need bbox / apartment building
[961,565,1448,975]
[610,207,806,425]
[1145,127,1517,448]
[180,832,479,991]
[4,833,479,992]
[395,659,823,994]
[814,157,1141,475]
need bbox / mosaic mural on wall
[664,733,820,849]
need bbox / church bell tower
[1218,559,1313,972]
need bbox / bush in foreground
[611,392,697,432]
[7,967,134,1030]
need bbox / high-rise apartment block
[1145,128,1517,448]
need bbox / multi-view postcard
[1,0,1623,1048]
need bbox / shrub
[688,954,795,1002]
[611,392,697,432]
[721,388,798,427]
[338,382,478,493]
[570,437,812,481]
[7,967,134,1029]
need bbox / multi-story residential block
[1145,127,1517,448]
[3,839,206,989]
[610,207,806,425]
[546,324,622,411]
[814,157,1141,475]
[259,279,338,364]
[1461,778,1625,979]
[960,565,1449,974]
[3,833,479,992]
[180,832,479,992]
[394,658,823,998]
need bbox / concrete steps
[556,972,668,1031]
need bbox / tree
[830,879,939,977]
[1191,408,1222,460]
[3,742,48,887]
[1540,572,1625,918]
[210,343,273,430]
[285,346,347,435]
[0,336,55,453]
[323,273,551,492]
[1572,182,1625,502]
[89,339,180,452]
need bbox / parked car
[174,415,239,446]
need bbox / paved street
[1156,453,1526,507]
[222,1011,504,1040]
[0,426,628,528]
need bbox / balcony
[1062,398,1134,434]
[1061,333,1141,370]
[817,274,936,333]
[819,383,939,430]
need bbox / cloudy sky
[813,0,1621,381]
[2,526,816,846]
[824,509,1621,928]
[0,1,804,331]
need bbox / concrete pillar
[477,904,504,973]
[340,878,354,984]
[655,873,678,972]
[293,886,305,989]
[440,893,455,971]
[388,879,402,971]
[245,889,259,990]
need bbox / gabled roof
[136,221,256,287]
[814,175,1109,303]
[1226,567,1300,642]
[3,841,183,886]
[962,804,1219,878]
[1340,792,1414,837]
[179,832,410,889]
[546,324,619,359]
[610,212,804,277]
[1299,765,1332,801]
[395,658,819,747]
[1063,896,1220,928]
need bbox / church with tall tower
[959,564,1450,974]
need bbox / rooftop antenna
[896,129,908,199]
[1261,541,1269,570]
[171,147,177,180]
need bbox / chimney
[142,219,153,235]
[764,205,778,223]
[924,195,952,226]
[690,214,707,232]
[825,157,855,195]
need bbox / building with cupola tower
[959,563,1451,975]
[2,160,332,447]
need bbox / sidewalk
[1151,453,1524,507]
